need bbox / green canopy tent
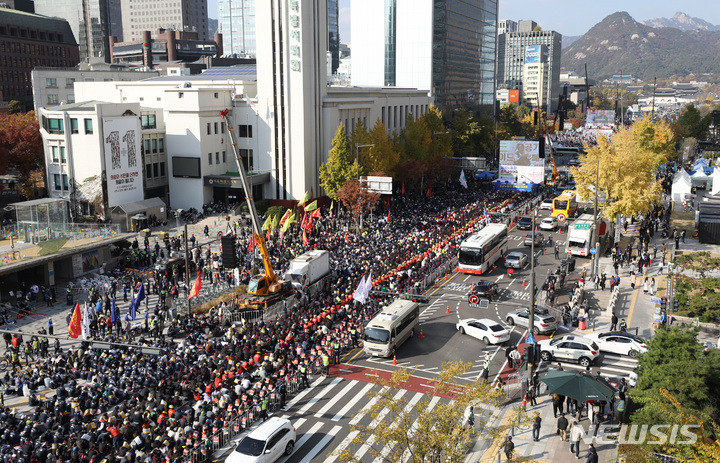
[540,370,616,403]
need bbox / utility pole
[528,207,537,389]
[591,156,600,279]
[184,223,190,314]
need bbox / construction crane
[220,108,294,309]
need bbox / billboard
[499,140,545,184]
[586,110,615,128]
[525,45,543,64]
[508,89,520,103]
[103,117,144,207]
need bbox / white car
[540,198,553,210]
[456,318,511,345]
[504,251,528,269]
[585,332,648,358]
[536,335,600,367]
[227,417,296,463]
[539,217,558,231]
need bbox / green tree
[8,100,22,114]
[366,119,398,176]
[349,119,371,176]
[335,362,528,463]
[674,251,720,278]
[676,103,711,140]
[319,123,355,200]
[397,112,431,161]
[571,117,675,218]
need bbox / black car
[517,217,533,230]
[471,281,500,301]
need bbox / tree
[8,100,22,114]
[320,123,355,200]
[349,119,371,176]
[673,251,720,278]
[397,112,431,161]
[0,111,43,196]
[570,117,675,218]
[366,119,399,176]
[675,103,711,140]
[337,179,380,230]
[335,362,528,463]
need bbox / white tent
[712,168,720,195]
[691,169,710,190]
[671,169,692,204]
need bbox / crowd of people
[0,184,536,462]
[549,131,598,148]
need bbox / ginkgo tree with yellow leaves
[570,117,676,219]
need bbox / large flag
[189,271,202,299]
[459,169,468,189]
[111,297,117,325]
[484,203,491,226]
[304,200,318,212]
[329,201,334,218]
[130,283,145,320]
[310,208,321,219]
[387,207,391,223]
[279,209,293,226]
[402,183,405,195]
[362,272,373,301]
[81,303,90,340]
[298,190,309,207]
[302,229,308,246]
[68,302,82,338]
[262,215,272,231]
[353,275,369,304]
[282,214,294,233]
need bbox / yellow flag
[298,191,309,207]
[304,200,318,212]
[262,216,271,231]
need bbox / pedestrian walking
[557,413,569,440]
[554,244,560,260]
[509,347,521,370]
[643,277,649,294]
[47,317,53,336]
[553,393,565,418]
[585,444,599,463]
[611,313,618,331]
[650,277,656,296]
[466,406,475,432]
[657,261,664,275]
[681,229,686,243]
[503,436,514,461]
[630,272,636,289]
[569,421,585,458]
[532,412,542,441]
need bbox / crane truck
[220,109,294,309]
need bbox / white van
[363,299,420,357]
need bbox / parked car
[585,332,648,358]
[517,216,533,230]
[504,251,528,269]
[536,335,600,367]
[470,281,500,301]
[505,309,557,335]
[539,217,558,231]
[227,417,296,463]
[523,232,544,246]
[540,198,554,210]
[456,318,511,345]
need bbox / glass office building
[328,0,340,74]
[218,0,256,57]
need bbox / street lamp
[355,144,374,179]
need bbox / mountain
[641,12,720,32]
[209,18,218,37]
[561,11,720,80]
[562,35,581,49]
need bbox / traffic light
[672,298,679,312]
[660,297,667,311]
[533,110,538,126]
[221,234,238,269]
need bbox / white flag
[459,169,468,189]
[81,303,90,340]
[362,272,373,301]
[353,275,368,304]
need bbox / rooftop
[0,8,77,45]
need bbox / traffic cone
[522,279,526,287]
[446,305,450,314]
[558,227,562,234]
[392,355,397,365]
[419,328,424,338]
[535,226,538,232]
[522,394,527,406]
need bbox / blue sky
[208,1,720,42]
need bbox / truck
[566,213,611,257]
[284,250,330,291]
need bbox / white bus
[457,223,509,274]
[363,299,420,357]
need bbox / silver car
[505,308,557,335]
[504,251,528,269]
[536,335,600,367]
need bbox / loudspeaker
[221,235,237,269]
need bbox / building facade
[496,23,561,113]
[120,0,209,43]
[109,29,221,65]
[218,0,255,57]
[351,0,497,112]
[0,9,79,103]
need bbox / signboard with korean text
[103,117,144,207]
[499,140,545,184]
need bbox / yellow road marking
[626,284,640,327]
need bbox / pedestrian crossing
[536,352,638,381]
[235,376,455,463]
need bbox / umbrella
[474,171,496,180]
[540,370,616,403]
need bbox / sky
[208,1,720,42]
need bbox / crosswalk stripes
[264,376,452,463]
[536,352,638,379]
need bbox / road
[221,200,640,462]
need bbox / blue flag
[111,297,117,324]
[130,282,145,320]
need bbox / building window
[214,92,219,98]
[221,122,225,134]
[146,164,153,178]
[151,138,157,153]
[46,78,56,88]
[51,146,59,162]
[207,123,211,135]
[60,146,66,163]
[65,78,75,88]
[53,174,61,190]
[144,139,150,154]
[208,153,212,165]
[47,118,64,134]
[141,114,156,129]
[67,94,75,104]
[84,119,93,134]
[158,138,164,152]
[238,125,252,138]
[159,162,165,177]
[214,122,218,134]
[239,149,253,172]
[62,174,68,190]
[215,152,219,164]
[47,94,58,105]
[222,151,226,163]
[153,163,159,178]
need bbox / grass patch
[670,211,698,237]
[37,238,68,256]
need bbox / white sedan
[456,318,511,345]
[585,332,648,358]
[540,198,553,210]
[539,217,558,231]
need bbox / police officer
[333,338,341,364]
[322,353,330,375]
[349,327,357,348]
[299,364,309,388]
[261,397,268,422]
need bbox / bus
[457,223,509,274]
[363,299,420,357]
[552,190,578,221]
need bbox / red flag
[68,302,82,338]
[311,208,321,219]
[345,233,350,245]
[189,271,202,299]
[427,186,433,198]
[247,235,254,252]
[302,229,308,245]
[266,229,271,243]
[301,212,307,230]
[306,215,313,230]
[402,183,405,195]
[387,208,391,223]
[279,229,284,247]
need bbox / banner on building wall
[585,110,615,128]
[103,117,144,207]
[508,90,520,103]
[499,140,545,184]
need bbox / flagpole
[184,223,190,315]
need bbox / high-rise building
[327,0,339,74]
[496,21,561,112]
[218,0,255,57]
[34,0,120,60]
[120,0,208,43]
[497,19,516,35]
[351,0,498,112]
